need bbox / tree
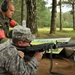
[25,0,37,34]
[21,0,25,25]
[36,0,51,28]
[72,1,75,30]
[13,0,21,25]
[69,0,75,30]
[50,0,57,34]
[59,0,62,31]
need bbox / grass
[10,27,75,40]
[35,27,75,40]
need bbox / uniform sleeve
[0,17,3,28]
[0,22,2,29]
[4,45,39,75]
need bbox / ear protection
[1,0,8,12]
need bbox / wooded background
[0,0,74,34]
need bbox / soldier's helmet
[12,25,35,41]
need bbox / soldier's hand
[18,51,24,58]
[33,51,45,61]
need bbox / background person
[0,0,17,43]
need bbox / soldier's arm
[4,45,39,75]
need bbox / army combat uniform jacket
[0,40,39,75]
[0,12,9,38]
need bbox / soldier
[0,25,44,75]
[0,0,17,43]
[12,25,36,62]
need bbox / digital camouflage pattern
[0,39,39,75]
[12,25,35,41]
[12,25,36,62]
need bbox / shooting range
[0,0,75,75]
[21,0,75,75]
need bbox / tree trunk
[21,0,23,25]
[73,2,75,30]
[25,0,38,34]
[50,0,57,34]
[60,0,62,31]
[21,0,26,25]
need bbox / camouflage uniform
[0,39,39,75]
[0,12,9,37]
[12,25,35,41]
[12,25,35,62]
[0,26,39,75]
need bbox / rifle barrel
[54,42,75,49]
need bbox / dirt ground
[35,57,75,75]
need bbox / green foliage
[56,12,73,28]
[0,0,73,29]
[62,12,73,28]
[12,0,21,25]
[36,0,51,27]
[62,21,73,28]
[35,27,75,40]
[0,0,3,6]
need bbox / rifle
[14,43,54,61]
[54,41,75,49]
[16,43,54,52]
[15,41,75,53]
[14,41,75,60]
